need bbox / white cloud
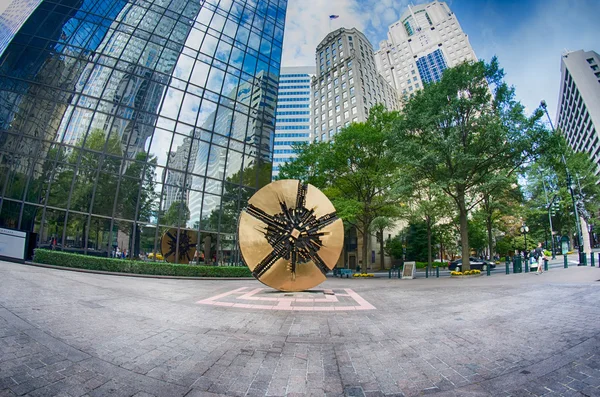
[281,0,412,67]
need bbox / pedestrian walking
[534,242,546,274]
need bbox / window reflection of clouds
[0,0,286,262]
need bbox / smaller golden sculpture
[238,179,344,291]
[160,228,198,264]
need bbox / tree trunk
[458,189,470,270]
[426,216,432,271]
[379,229,385,270]
[361,225,369,273]
[486,214,493,260]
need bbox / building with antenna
[312,27,398,143]
[374,1,476,102]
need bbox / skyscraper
[556,49,600,174]
[0,0,287,264]
[272,66,314,179]
[0,0,43,57]
[312,27,398,143]
[374,1,477,101]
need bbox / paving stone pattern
[0,261,599,396]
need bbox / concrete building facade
[312,27,398,143]
[272,66,314,179]
[556,49,600,174]
[374,1,477,101]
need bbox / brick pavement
[0,261,599,396]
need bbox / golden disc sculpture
[238,179,344,291]
[160,228,198,264]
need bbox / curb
[23,261,255,280]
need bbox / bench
[333,268,353,278]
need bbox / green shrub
[32,249,252,277]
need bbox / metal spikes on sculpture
[161,228,198,264]
[238,179,344,291]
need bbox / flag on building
[329,15,339,19]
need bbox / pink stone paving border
[196,287,376,311]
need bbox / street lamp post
[520,224,529,261]
[540,100,585,265]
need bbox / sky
[281,0,600,122]
[0,0,596,122]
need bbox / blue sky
[282,0,600,122]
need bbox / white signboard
[402,261,416,279]
[0,228,27,260]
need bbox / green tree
[525,131,600,249]
[406,182,453,270]
[395,58,548,270]
[477,175,523,258]
[279,105,403,268]
[369,216,396,270]
[119,151,158,258]
[160,200,190,228]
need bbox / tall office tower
[272,66,314,179]
[0,0,42,57]
[313,27,398,143]
[374,1,476,101]
[0,0,287,263]
[556,49,600,174]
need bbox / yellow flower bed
[352,273,374,278]
[451,269,481,276]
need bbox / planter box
[450,273,482,278]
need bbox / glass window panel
[215,40,232,63]
[148,129,174,167]
[206,67,225,93]
[196,7,213,26]
[223,19,238,39]
[206,144,226,181]
[200,34,218,57]
[139,225,158,259]
[214,106,233,136]
[161,87,184,119]
[88,216,112,254]
[225,149,243,179]
[196,99,217,130]
[235,26,249,45]
[91,171,118,217]
[259,36,271,57]
[69,165,96,212]
[229,46,244,69]
[180,93,201,125]
[0,200,20,229]
[173,54,194,81]
[64,212,88,251]
[20,204,39,235]
[191,139,210,177]
[190,60,210,88]
[210,13,226,31]
[222,73,239,99]
[242,53,257,75]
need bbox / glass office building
[0,0,286,264]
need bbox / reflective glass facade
[0,0,286,264]
[416,48,447,84]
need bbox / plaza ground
[0,261,599,396]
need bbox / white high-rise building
[272,66,314,179]
[556,49,600,174]
[312,27,398,143]
[374,1,476,101]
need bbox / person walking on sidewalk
[534,242,546,274]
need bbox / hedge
[32,249,252,277]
